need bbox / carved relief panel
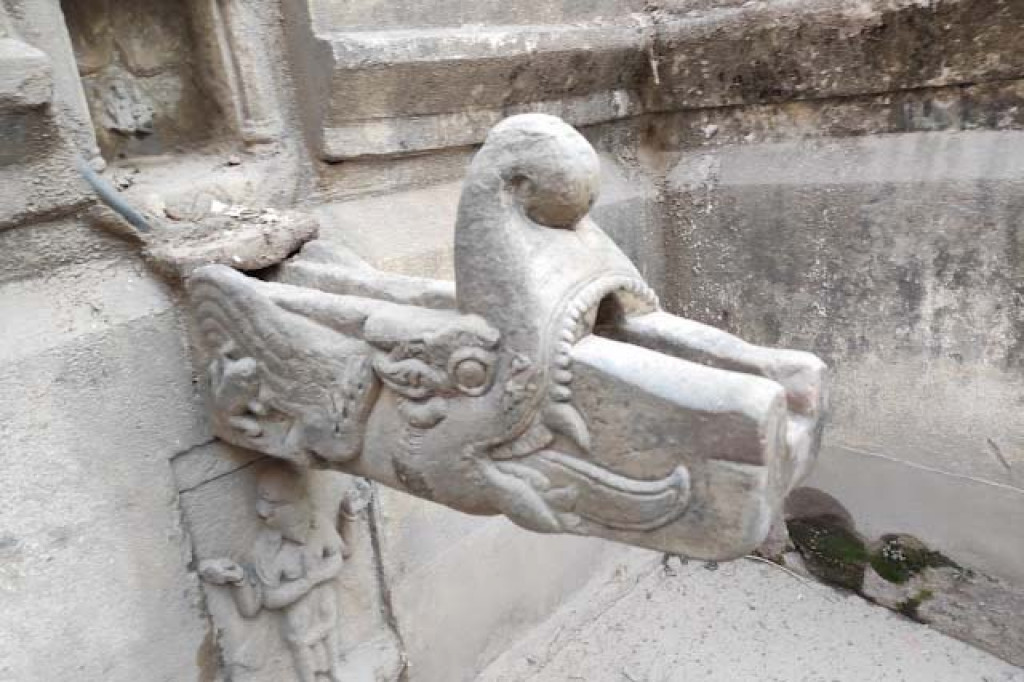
[173,445,403,681]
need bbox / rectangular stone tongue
[569,334,789,477]
[565,334,792,557]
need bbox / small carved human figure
[200,465,349,682]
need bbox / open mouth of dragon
[546,273,660,403]
[487,274,695,535]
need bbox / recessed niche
[62,0,227,160]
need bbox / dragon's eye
[453,358,488,389]
[448,347,495,396]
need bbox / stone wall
[642,0,1024,585]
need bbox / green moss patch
[787,515,869,592]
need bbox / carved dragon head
[187,114,827,560]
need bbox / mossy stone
[869,534,958,584]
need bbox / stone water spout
[187,114,828,560]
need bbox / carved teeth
[550,277,659,396]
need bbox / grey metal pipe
[74,155,152,233]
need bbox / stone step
[292,0,1024,160]
[308,0,645,31]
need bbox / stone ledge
[647,78,1024,152]
[295,0,1024,160]
[312,21,650,159]
[307,0,645,31]
[479,551,1023,680]
[321,90,642,160]
[649,0,1024,112]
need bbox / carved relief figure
[187,114,829,561]
[200,465,348,682]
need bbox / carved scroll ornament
[187,114,828,560]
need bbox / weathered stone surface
[0,214,136,285]
[65,0,225,158]
[647,78,1024,152]
[109,1,186,76]
[648,0,1024,111]
[285,0,655,158]
[5,0,99,156]
[374,487,624,682]
[0,26,91,228]
[0,38,51,108]
[143,207,320,281]
[0,262,211,682]
[83,64,156,136]
[479,551,1024,682]
[307,0,645,30]
[860,550,1024,666]
[185,115,828,561]
[284,0,1024,160]
[63,0,114,76]
[657,129,1024,584]
[189,0,285,144]
[297,22,648,159]
[808,445,1024,586]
